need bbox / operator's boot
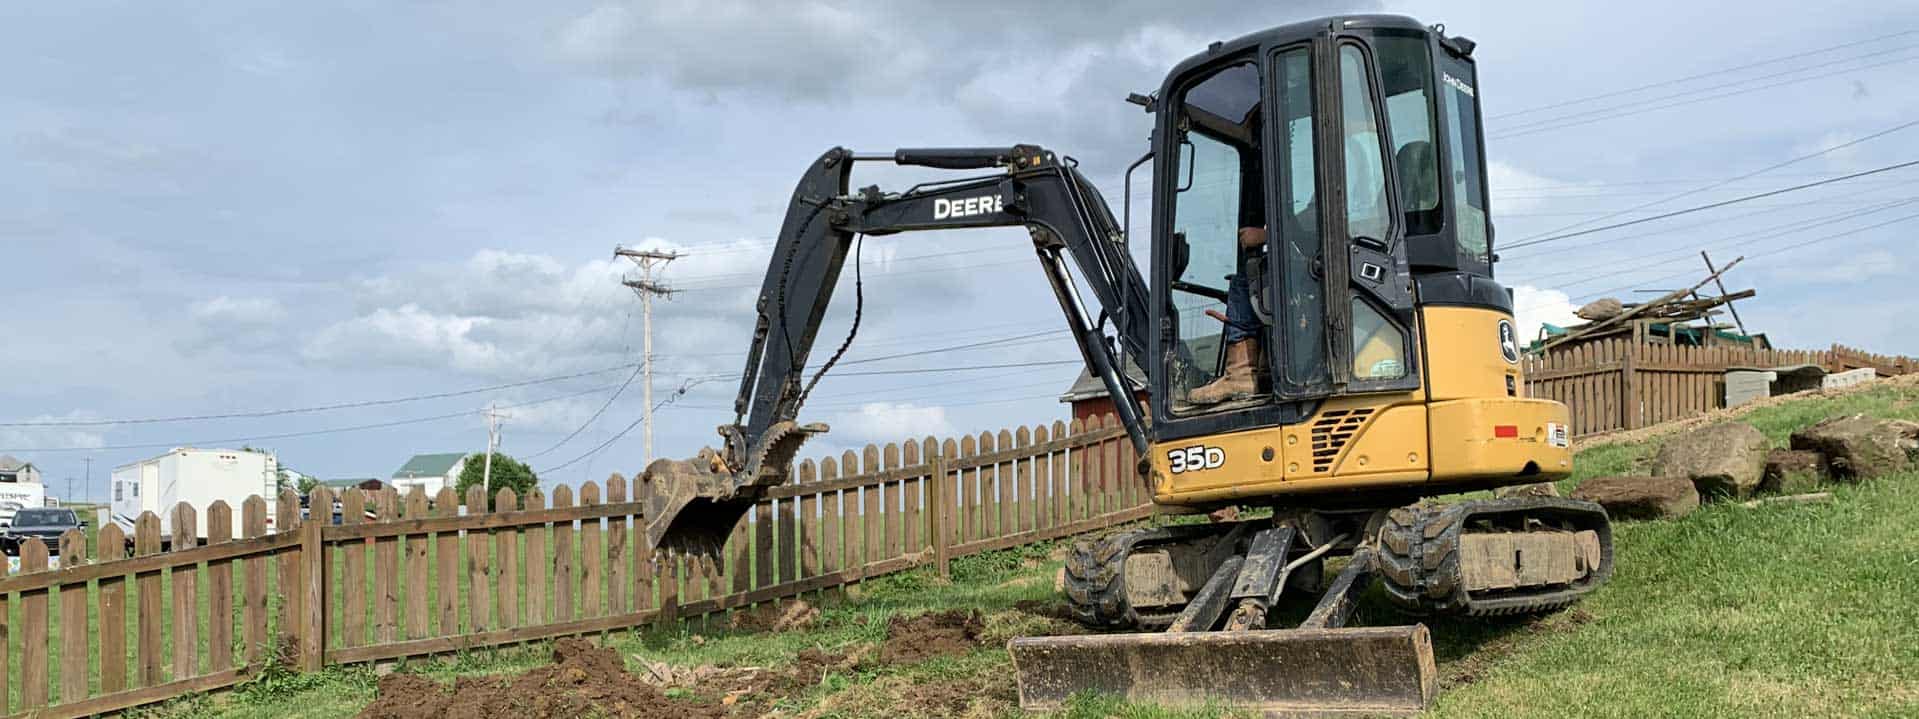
[1188,339,1260,404]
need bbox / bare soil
[878,610,987,664]
[727,599,819,634]
[356,638,723,719]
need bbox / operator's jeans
[1223,274,1261,344]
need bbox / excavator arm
[638,144,1154,555]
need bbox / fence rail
[1525,339,1915,436]
[0,415,1145,718]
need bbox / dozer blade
[1008,625,1437,717]
[637,420,826,556]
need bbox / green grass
[147,381,1919,718]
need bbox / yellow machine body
[1150,306,1571,506]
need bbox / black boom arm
[724,145,1153,472]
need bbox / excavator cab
[1155,16,1468,427]
[633,14,1609,717]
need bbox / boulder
[1789,415,1919,481]
[1650,421,1769,500]
[1761,449,1829,494]
[1495,482,1562,499]
[1571,476,1700,520]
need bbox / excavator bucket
[1008,625,1437,717]
[636,420,826,556]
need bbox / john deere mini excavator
[636,14,1613,716]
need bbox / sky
[6,0,1919,499]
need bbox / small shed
[1059,358,1149,424]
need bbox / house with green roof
[389,453,468,496]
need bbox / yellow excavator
[636,14,1612,715]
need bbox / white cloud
[303,303,507,372]
[828,402,955,444]
[1510,284,1582,344]
[189,295,286,325]
[1487,160,1588,214]
[1792,130,1869,171]
[557,2,929,100]
[1783,248,1903,284]
[0,412,106,453]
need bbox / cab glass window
[1167,62,1262,406]
[1373,35,1441,235]
[1438,52,1490,269]
[1338,45,1391,245]
[1341,43,1411,382]
[1273,48,1327,393]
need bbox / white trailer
[111,448,281,541]
[0,475,46,526]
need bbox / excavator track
[1063,523,1243,630]
[1376,497,1614,617]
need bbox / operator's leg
[1189,274,1264,404]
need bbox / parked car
[2,507,83,556]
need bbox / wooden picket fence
[1525,339,1915,437]
[0,415,1146,718]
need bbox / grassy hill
[156,381,1919,719]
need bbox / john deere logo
[1497,320,1519,364]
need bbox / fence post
[299,513,327,671]
[1621,344,1640,430]
[931,453,951,580]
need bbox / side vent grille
[1310,408,1375,472]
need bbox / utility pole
[615,247,680,464]
[83,457,92,504]
[481,403,508,495]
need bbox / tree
[276,469,320,495]
[455,452,539,509]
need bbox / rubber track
[1063,524,1222,630]
[1375,499,1611,617]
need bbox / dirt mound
[639,645,870,713]
[728,599,819,634]
[879,610,986,664]
[357,638,722,719]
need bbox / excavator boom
[636,144,1153,556]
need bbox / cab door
[1267,34,1422,399]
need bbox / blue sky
[6,0,1919,498]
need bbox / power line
[787,359,1082,379]
[536,378,708,475]
[1513,195,1919,285]
[0,362,649,428]
[520,362,646,460]
[0,383,621,454]
[1508,117,1919,245]
[1490,48,1919,140]
[1571,207,1919,301]
[1490,30,1919,120]
[1499,159,1919,252]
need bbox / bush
[454,452,538,508]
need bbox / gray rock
[1650,422,1769,500]
[1571,476,1700,520]
[1495,482,1562,499]
[1789,415,1919,481]
[1761,449,1829,494]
